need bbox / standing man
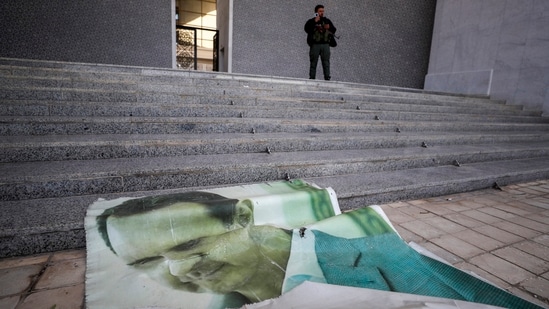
[304,4,337,80]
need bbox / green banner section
[85,180,542,309]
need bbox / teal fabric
[313,231,543,309]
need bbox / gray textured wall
[230,0,436,88]
[0,0,173,68]
[426,0,549,115]
[1,0,436,89]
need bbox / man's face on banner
[106,201,258,294]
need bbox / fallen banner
[85,180,543,309]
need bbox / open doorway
[175,0,218,71]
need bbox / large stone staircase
[1,58,549,258]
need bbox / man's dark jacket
[304,16,336,46]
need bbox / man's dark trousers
[309,43,331,80]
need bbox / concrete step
[0,80,527,117]
[1,155,548,257]
[311,156,549,210]
[2,132,549,163]
[0,58,524,110]
[2,142,549,201]
[2,115,548,136]
[1,58,496,103]
[1,98,544,120]
[1,57,548,258]
[0,77,521,112]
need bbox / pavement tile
[430,234,484,259]
[399,220,446,239]
[509,216,549,233]
[473,225,524,244]
[506,286,549,309]
[0,254,49,271]
[396,205,436,219]
[532,186,549,194]
[492,220,541,239]
[492,203,536,217]
[523,199,549,210]
[531,197,549,210]
[506,189,527,195]
[506,200,548,213]
[520,277,549,304]
[0,265,43,297]
[34,257,85,290]
[17,283,84,309]
[495,196,516,203]
[408,199,430,206]
[461,209,502,224]
[446,192,480,201]
[513,240,549,261]
[525,213,549,225]
[532,235,549,247]
[439,202,471,215]
[442,213,486,228]
[50,249,86,262]
[0,295,19,309]
[452,199,486,210]
[379,206,416,224]
[394,226,424,243]
[453,229,504,251]
[493,246,549,275]
[424,195,454,203]
[476,207,517,220]
[416,241,463,264]
[468,196,502,207]
[518,188,546,195]
[470,253,532,285]
[413,202,456,215]
[421,216,468,233]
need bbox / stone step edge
[0,85,508,112]
[0,57,493,101]
[2,117,548,137]
[3,142,549,180]
[0,98,530,117]
[1,156,548,256]
[308,157,549,209]
[0,95,524,117]
[1,148,548,201]
[3,115,548,128]
[4,131,549,146]
[2,133,549,162]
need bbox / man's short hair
[96,191,240,254]
[315,4,324,12]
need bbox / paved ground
[1,180,549,309]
